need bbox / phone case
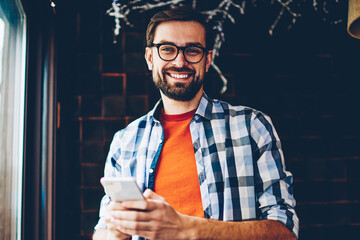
[100,177,144,201]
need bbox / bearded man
[93,6,299,240]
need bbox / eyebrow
[156,40,205,47]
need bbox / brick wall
[56,1,360,239]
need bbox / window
[0,0,27,239]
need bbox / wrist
[180,215,204,240]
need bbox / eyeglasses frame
[149,43,208,64]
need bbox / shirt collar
[195,92,213,120]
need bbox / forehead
[153,21,206,46]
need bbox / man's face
[145,21,213,101]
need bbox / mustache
[163,67,195,74]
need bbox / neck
[160,88,203,115]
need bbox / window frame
[0,0,27,239]
[20,0,57,239]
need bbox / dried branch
[106,0,344,94]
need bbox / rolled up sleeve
[250,111,299,238]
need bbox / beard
[152,66,204,101]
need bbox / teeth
[170,73,189,79]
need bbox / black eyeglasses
[149,43,207,63]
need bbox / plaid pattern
[95,93,299,239]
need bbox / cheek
[154,61,168,73]
[152,64,165,79]
[198,64,207,75]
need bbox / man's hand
[99,189,296,240]
[104,202,132,240]
[108,189,192,240]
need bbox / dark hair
[146,6,213,48]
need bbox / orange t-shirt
[154,108,204,218]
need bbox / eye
[185,47,202,56]
[159,45,176,55]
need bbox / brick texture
[56,1,360,239]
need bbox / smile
[169,73,190,79]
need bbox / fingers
[121,199,162,211]
[110,218,156,231]
[106,210,161,238]
[111,217,166,240]
[105,193,181,240]
[108,205,168,230]
[143,189,165,201]
[107,190,166,212]
[106,201,159,228]
[108,199,150,211]
[119,190,167,211]
[105,217,131,239]
[110,209,152,222]
[108,201,127,210]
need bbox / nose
[171,50,187,67]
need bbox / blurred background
[1,0,360,240]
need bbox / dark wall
[55,1,360,239]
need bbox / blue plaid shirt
[95,92,299,238]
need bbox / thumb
[143,189,165,201]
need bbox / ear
[205,50,213,72]
[145,47,153,71]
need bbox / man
[93,6,299,240]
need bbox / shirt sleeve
[250,111,299,239]
[94,130,124,231]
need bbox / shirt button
[149,169,154,174]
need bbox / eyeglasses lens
[158,45,204,63]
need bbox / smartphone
[100,177,145,201]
